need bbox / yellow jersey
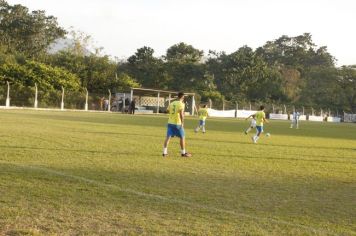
[255,111,266,126]
[198,108,208,121]
[167,101,185,125]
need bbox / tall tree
[120,46,169,89]
[0,0,66,57]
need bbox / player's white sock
[163,148,168,155]
[246,127,251,133]
[202,126,206,133]
[181,149,186,154]
[255,136,259,141]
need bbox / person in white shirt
[290,111,300,129]
[244,114,256,134]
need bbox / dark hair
[260,105,265,110]
[178,92,185,99]
[203,104,207,108]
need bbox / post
[61,86,64,110]
[311,107,314,116]
[272,104,275,113]
[5,81,10,107]
[293,106,295,113]
[108,90,111,112]
[34,83,38,109]
[328,108,331,116]
[320,108,323,117]
[236,102,238,111]
[302,106,305,116]
[130,89,133,103]
[84,88,88,111]
[168,93,171,106]
[123,93,126,113]
[249,102,252,111]
[222,98,225,111]
[209,99,212,108]
[157,92,160,114]
[283,104,286,114]
[191,95,195,115]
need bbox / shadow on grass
[193,137,355,151]
[0,145,137,155]
[200,152,356,165]
[0,161,354,235]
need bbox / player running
[244,114,256,134]
[195,104,209,133]
[252,105,268,144]
[162,92,192,157]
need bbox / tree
[207,46,284,103]
[121,46,169,89]
[0,0,66,57]
[165,43,207,91]
[165,42,203,63]
[337,66,356,112]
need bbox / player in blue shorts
[252,105,268,143]
[162,92,192,157]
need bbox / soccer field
[0,110,355,235]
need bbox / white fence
[205,109,345,123]
[344,113,356,123]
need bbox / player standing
[252,105,268,144]
[195,104,209,133]
[162,92,192,157]
[290,111,300,129]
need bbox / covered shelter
[121,88,196,115]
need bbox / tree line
[0,0,355,112]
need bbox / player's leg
[163,136,171,156]
[202,120,206,133]
[245,126,252,134]
[252,126,262,143]
[178,126,191,157]
[163,124,173,156]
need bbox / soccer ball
[266,133,271,137]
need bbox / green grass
[0,110,355,236]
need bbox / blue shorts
[256,126,263,133]
[167,124,185,138]
[199,120,206,126]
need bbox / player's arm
[263,116,269,123]
[245,114,253,120]
[179,109,184,126]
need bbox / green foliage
[0,59,80,106]
[0,0,353,111]
[121,46,168,89]
[0,0,65,57]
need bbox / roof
[130,88,195,96]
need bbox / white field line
[1,161,340,236]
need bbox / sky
[6,0,356,66]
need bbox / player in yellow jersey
[252,105,268,143]
[195,104,209,133]
[162,92,192,157]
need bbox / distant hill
[48,38,92,56]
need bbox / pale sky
[6,0,356,66]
